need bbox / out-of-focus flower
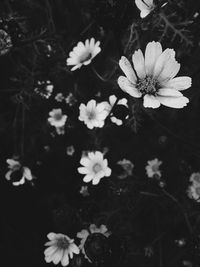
[5,158,34,186]
[48,109,67,135]
[35,80,54,99]
[80,185,90,197]
[145,158,162,178]
[79,100,108,129]
[0,29,12,55]
[117,158,134,179]
[44,233,79,266]
[55,93,64,102]
[175,238,186,247]
[78,151,111,185]
[66,38,101,71]
[77,224,111,260]
[118,41,191,108]
[66,145,75,156]
[65,93,77,106]
[187,172,200,202]
[135,0,155,18]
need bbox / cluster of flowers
[44,224,110,266]
[187,173,200,202]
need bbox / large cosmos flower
[44,233,79,266]
[78,151,112,185]
[79,100,108,129]
[118,41,191,109]
[77,224,111,260]
[135,0,155,18]
[66,38,101,71]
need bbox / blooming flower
[44,233,79,266]
[187,172,200,202]
[0,29,12,56]
[118,41,191,109]
[35,80,53,99]
[77,224,111,259]
[66,145,75,156]
[65,93,77,106]
[135,0,155,18]
[48,109,67,134]
[145,158,162,178]
[5,159,34,186]
[79,100,108,129]
[78,151,112,185]
[66,38,101,71]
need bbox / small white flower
[55,93,64,102]
[77,224,111,259]
[65,93,77,106]
[135,0,155,18]
[35,80,53,99]
[44,233,79,266]
[66,38,101,71]
[79,100,108,129]
[145,158,162,178]
[118,41,191,109]
[5,159,34,186]
[187,172,200,202]
[66,145,75,156]
[78,151,112,185]
[48,109,67,127]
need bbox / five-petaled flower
[145,158,162,178]
[78,151,112,185]
[66,38,101,71]
[44,232,79,266]
[79,100,108,129]
[118,41,191,109]
[48,108,67,134]
[135,0,155,18]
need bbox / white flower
[189,172,200,185]
[55,93,64,102]
[78,151,112,185]
[44,233,79,266]
[5,159,34,186]
[118,41,191,109]
[77,224,111,259]
[66,38,101,71]
[135,0,155,18]
[48,109,67,127]
[35,80,53,99]
[145,158,162,178]
[79,100,108,129]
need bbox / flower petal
[156,96,189,108]
[83,174,93,183]
[47,232,57,240]
[145,41,162,76]
[157,88,183,97]
[119,56,137,84]
[143,94,161,108]
[61,251,69,266]
[118,76,142,98]
[132,49,146,79]
[161,76,192,91]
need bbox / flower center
[79,51,92,63]
[137,76,159,95]
[93,163,102,174]
[56,237,70,250]
[87,111,96,120]
[54,113,62,121]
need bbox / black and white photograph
[0,0,200,266]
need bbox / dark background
[0,0,200,266]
